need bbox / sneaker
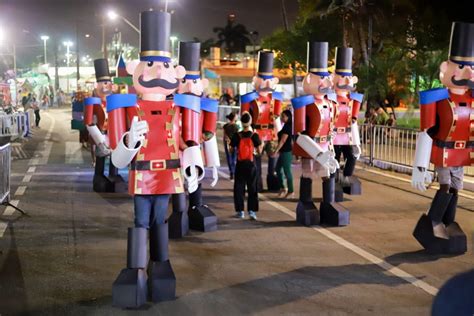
[249,211,257,220]
[235,211,245,219]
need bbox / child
[230,112,263,220]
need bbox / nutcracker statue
[411,21,474,254]
[174,41,220,233]
[291,42,346,226]
[107,11,204,308]
[332,47,364,195]
[240,50,282,192]
[84,58,114,192]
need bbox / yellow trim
[97,76,111,81]
[186,70,200,75]
[309,68,328,73]
[140,50,171,57]
[258,71,273,75]
[336,68,352,73]
[450,55,474,62]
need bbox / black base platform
[413,214,467,254]
[335,183,344,202]
[93,174,115,193]
[296,201,320,226]
[320,202,350,227]
[112,268,148,309]
[147,260,176,303]
[342,176,362,195]
[266,174,280,192]
[189,205,218,232]
[168,211,189,239]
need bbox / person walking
[223,112,239,179]
[231,112,263,220]
[31,97,40,127]
[274,109,294,198]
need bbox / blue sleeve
[350,92,364,103]
[291,95,314,110]
[419,88,449,105]
[106,94,137,112]
[272,91,283,101]
[174,93,201,113]
[241,91,258,104]
[326,93,337,103]
[84,97,101,106]
[201,98,219,113]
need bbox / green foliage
[213,18,251,56]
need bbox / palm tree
[213,15,251,58]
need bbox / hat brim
[310,71,330,76]
[140,55,171,62]
[258,74,274,79]
[336,71,353,76]
[184,74,201,79]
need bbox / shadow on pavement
[384,249,463,266]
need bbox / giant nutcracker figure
[174,41,220,233]
[240,50,283,192]
[291,42,346,226]
[332,47,364,195]
[411,21,474,254]
[84,59,114,192]
[106,11,204,308]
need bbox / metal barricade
[0,143,11,204]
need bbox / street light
[40,35,49,64]
[107,10,140,34]
[63,41,73,93]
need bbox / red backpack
[237,132,255,162]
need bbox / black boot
[320,176,349,226]
[188,184,218,232]
[255,155,264,192]
[112,227,148,308]
[108,162,128,192]
[148,222,176,302]
[296,177,319,226]
[413,190,466,254]
[266,155,280,192]
[93,156,114,192]
[443,193,467,254]
[168,193,189,239]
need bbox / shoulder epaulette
[174,93,201,113]
[240,91,259,104]
[291,95,315,110]
[106,94,137,112]
[272,91,283,101]
[350,92,364,103]
[201,98,219,113]
[84,97,101,106]
[419,88,449,105]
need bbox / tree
[213,15,251,57]
[193,37,216,58]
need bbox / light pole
[63,41,73,94]
[108,11,140,34]
[170,35,178,60]
[40,35,49,64]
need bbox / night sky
[0,0,299,67]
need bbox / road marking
[0,222,7,237]
[3,200,19,216]
[29,112,55,166]
[27,166,36,173]
[218,169,439,297]
[65,141,84,164]
[358,167,474,200]
[22,174,32,183]
[14,186,27,196]
[13,171,94,177]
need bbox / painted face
[178,77,209,96]
[96,81,113,98]
[332,74,358,93]
[127,60,186,96]
[440,60,474,90]
[252,76,279,94]
[302,73,333,96]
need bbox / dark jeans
[234,161,258,212]
[134,194,170,228]
[224,142,236,175]
[34,109,40,127]
[334,145,356,177]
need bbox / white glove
[182,146,205,194]
[210,166,219,187]
[127,117,148,149]
[352,145,361,160]
[96,142,111,157]
[412,167,432,192]
[316,151,340,174]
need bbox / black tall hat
[93,58,111,82]
[307,42,329,76]
[140,10,171,62]
[449,22,474,66]
[334,47,353,76]
[179,41,201,79]
[257,50,274,79]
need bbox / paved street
[1,108,474,315]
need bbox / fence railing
[0,143,11,204]
[359,124,474,176]
[0,111,32,141]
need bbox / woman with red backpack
[230,112,263,220]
